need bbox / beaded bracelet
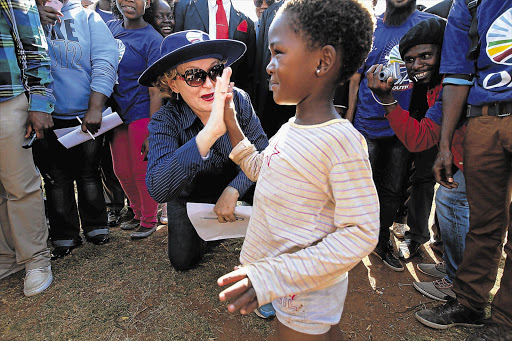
[371,91,397,106]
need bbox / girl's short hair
[281,0,375,85]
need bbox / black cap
[399,17,447,59]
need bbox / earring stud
[316,69,321,74]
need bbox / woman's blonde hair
[153,68,179,99]
[151,59,228,100]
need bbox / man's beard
[385,0,417,26]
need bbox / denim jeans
[166,200,206,271]
[366,136,410,247]
[435,170,469,283]
[33,118,108,246]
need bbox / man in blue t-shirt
[346,0,435,272]
[416,1,512,338]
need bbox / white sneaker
[160,203,168,225]
[23,265,53,297]
[391,222,409,239]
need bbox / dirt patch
[0,225,491,340]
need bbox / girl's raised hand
[204,67,233,139]
[218,267,259,315]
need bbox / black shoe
[465,320,512,341]
[130,225,156,239]
[415,298,485,330]
[50,240,83,260]
[86,234,110,245]
[372,244,404,272]
[398,239,422,260]
[119,206,135,223]
[120,218,140,231]
[107,209,121,227]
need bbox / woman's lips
[201,93,214,101]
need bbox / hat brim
[138,39,247,87]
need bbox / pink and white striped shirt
[230,118,380,306]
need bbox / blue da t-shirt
[354,11,435,139]
[440,0,512,106]
[108,20,162,124]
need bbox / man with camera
[346,0,435,272]
[367,17,474,305]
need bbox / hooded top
[46,0,118,119]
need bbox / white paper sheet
[54,108,123,149]
[186,202,252,241]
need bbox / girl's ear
[315,45,337,76]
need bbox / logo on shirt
[115,39,126,64]
[382,44,412,92]
[264,144,280,167]
[186,31,205,44]
[486,9,512,65]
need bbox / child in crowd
[108,0,163,239]
[34,0,118,258]
[144,0,175,37]
[213,0,379,339]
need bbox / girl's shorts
[272,274,348,335]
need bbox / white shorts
[272,274,348,335]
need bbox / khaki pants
[454,114,512,328]
[0,94,50,279]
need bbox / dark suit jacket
[174,0,256,94]
[253,0,294,137]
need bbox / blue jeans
[435,170,469,282]
[33,118,108,246]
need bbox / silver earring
[316,69,321,74]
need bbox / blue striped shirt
[0,0,55,113]
[146,88,268,204]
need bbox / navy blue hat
[138,30,246,87]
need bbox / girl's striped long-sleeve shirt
[230,117,380,306]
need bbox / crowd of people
[1,0,511,339]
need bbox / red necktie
[216,0,229,39]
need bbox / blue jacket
[46,0,118,119]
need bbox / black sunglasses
[254,0,274,7]
[176,63,225,87]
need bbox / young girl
[212,0,379,339]
[108,0,162,239]
[144,0,175,37]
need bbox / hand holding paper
[54,108,123,149]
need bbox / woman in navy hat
[140,30,268,271]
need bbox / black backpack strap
[466,0,481,60]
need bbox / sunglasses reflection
[176,63,226,87]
